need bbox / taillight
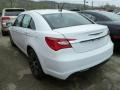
[45,37,75,51]
[113,36,120,39]
[1,16,10,23]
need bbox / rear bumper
[2,23,7,27]
[1,28,9,32]
[1,22,9,32]
[1,28,9,35]
[1,26,9,34]
[44,41,113,80]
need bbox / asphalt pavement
[0,28,120,90]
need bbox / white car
[1,8,25,36]
[117,12,120,15]
[9,9,113,80]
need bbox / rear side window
[82,13,97,21]
[5,9,25,16]
[99,11,120,21]
[43,13,92,29]
[29,19,36,30]
[21,14,36,30]
[22,15,31,28]
[82,12,110,21]
[13,14,24,27]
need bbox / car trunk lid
[54,24,109,53]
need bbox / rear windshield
[5,9,25,16]
[43,13,92,29]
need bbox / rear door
[17,14,32,51]
[11,14,24,45]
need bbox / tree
[9,0,16,8]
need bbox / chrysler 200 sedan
[9,10,113,80]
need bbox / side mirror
[6,22,13,28]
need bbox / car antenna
[58,3,65,12]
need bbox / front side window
[22,15,31,28]
[14,14,24,27]
[43,13,92,29]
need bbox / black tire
[10,34,16,47]
[1,30,6,36]
[28,48,44,79]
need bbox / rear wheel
[28,48,44,79]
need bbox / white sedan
[9,9,113,80]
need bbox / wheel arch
[27,45,35,56]
[26,45,47,73]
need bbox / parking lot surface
[0,32,120,90]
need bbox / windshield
[5,9,25,16]
[100,11,120,21]
[43,13,92,29]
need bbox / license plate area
[72,36,108,53]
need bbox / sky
[32,0,120,7]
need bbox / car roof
[25,9,76,15]
[81,10,108,13]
